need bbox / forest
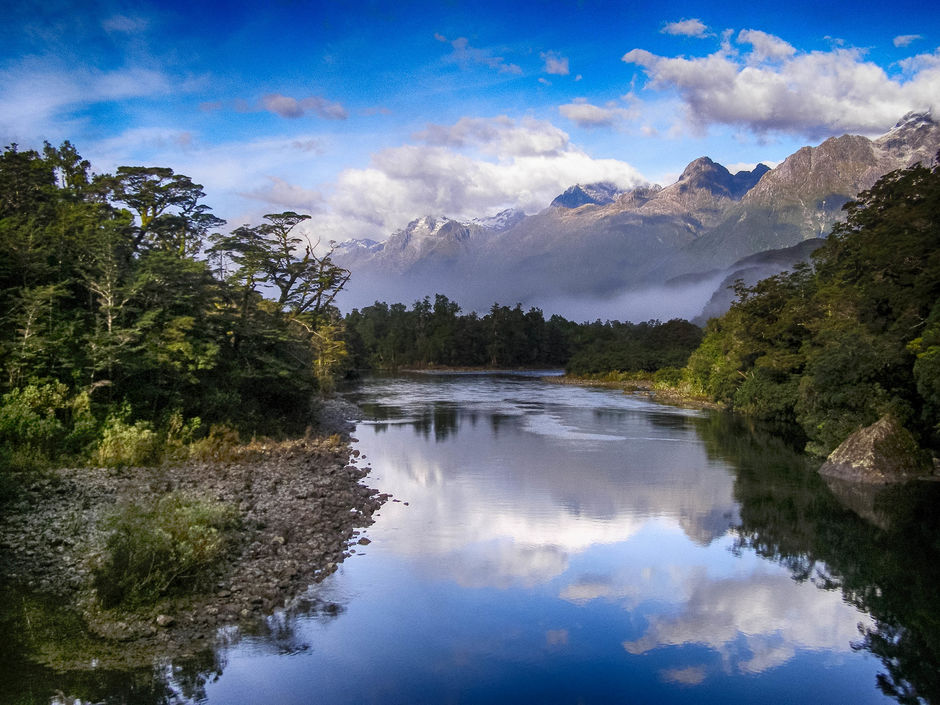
[344,296,701,374]
[683,157,940,456]
[0,142,349,477]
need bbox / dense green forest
[343,295,702,374]
[683,157,940,456]
[0,142,349,475]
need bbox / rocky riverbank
[0,399,386,670]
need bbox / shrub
[186,424,241,462]
[93,406,159,467]
[92,492,240,608]
[0,382,69,472]
[652,367,684,388]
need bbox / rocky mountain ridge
[334,111,940,320]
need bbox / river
[5,372,940,704]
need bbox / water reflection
[696,413,940,704]
[6,374,939,704]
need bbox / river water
[6,372,940,704]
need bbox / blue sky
[2,0,938,243]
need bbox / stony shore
[0,398,386,669]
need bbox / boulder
[819,415,933,484]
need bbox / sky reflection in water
[204,374,888,704]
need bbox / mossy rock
[819,415,933,484]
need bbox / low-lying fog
[336,272,728,324]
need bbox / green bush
[652,366,684,388]
[93,406,160,467]
[0,382,69,472]
[92,492,240,608]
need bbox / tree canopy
[685,156,940,454]
[0,142,349,474]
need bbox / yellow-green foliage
[92,492,239,608]
[93,409,159,467]
[186,424,241,462]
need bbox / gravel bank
[0,399,385,668]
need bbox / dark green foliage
[565,318,702,376]
[92,493,239,607]
[344,294,698,373]
[685,156,940,454]
[0,142,351,474]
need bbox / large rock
[819,415,933,484]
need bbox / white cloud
[894,34,923,48]
[413,115,570,157]
[242,176,324,211]
[0,59,174,143]
[319,116,646,241]
[736,29,796,62]
[261,93,347,120]
[542,51,570,76]
[623,31,940,137]
[559,98,636,128]
[438,34,522,75]
[660,666,707,685]
[623,571,873,678]
[662,19,708,38]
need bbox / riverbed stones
[819,415,934,484]
[0,399,386,667]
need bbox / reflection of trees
[694,412,940,705]
[0,581,346,705]
[411,402,459,441]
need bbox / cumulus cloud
[559,97,636,128]
[662,19,709,38]
[542,51,570,75]
[894,34,923,48]
[623,30,940,137]
[736,29,796,62]
[437,33,522,75]
[242,176,323,211]
[261,93,347,120]
[322,116,646,239]
[413,115,570,157]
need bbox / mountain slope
[335,112,940,318]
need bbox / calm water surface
[6,372,940,704]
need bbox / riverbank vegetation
[682,157,940,456]
[0,142,350,483]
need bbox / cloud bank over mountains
[1,3,938,247]
[621,25,940,138]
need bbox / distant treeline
[343,296,703,374]
[682,156,940,455]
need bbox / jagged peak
[467,208,526,232]
[678,156,726,181]
[676,157,766,199]
[550,182,622,209]
[889,109,935,131]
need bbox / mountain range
[334,111,940,322]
